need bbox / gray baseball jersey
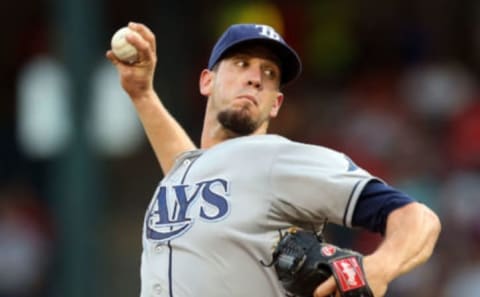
[140,134,377,297]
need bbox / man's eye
[236,60,247,67]
[264,69,277,78]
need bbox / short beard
[217,108,258,136]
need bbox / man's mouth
[235,95,257,105]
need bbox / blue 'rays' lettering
[172,184,202,223]
[199,179,229,220]
[146,178,230,241]
[146,185,197,241]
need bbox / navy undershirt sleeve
[352,180,415,234]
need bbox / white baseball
[111,27,140,63]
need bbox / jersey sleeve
[269,141,379,227]
[353,180,415,234]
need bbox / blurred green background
[1,0,480,296]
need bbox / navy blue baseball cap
[208,24,302,86]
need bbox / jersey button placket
[152,284,163,296]
[154,243,165,253]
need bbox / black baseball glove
[263,229,374,297]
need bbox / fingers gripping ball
[266,229,374,297]
[111,27,140,63]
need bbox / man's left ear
[199,69,214,96]
[269,93,284,118]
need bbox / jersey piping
[343,180,361,227]
[167,153,201,297]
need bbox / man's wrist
[131,88,158,104]
[364,252,399,283]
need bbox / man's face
[200,44,284,136]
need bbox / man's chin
[223,122,256,136]
[218,109,258,136]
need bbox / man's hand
[106,22,157,100]
[313,255,389,297]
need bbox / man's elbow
[418,203,442,260]
[423,203,441,241]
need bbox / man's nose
[246,67,262,89]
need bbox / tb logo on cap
[255,25,281,41]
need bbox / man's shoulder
[214,134,291,149]
[226,134,342,154]
[274,136,345,157]
[207,134,346,160]
[202,135,291,160]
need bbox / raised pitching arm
[106,22,196,174]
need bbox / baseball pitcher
[107,22,441,297]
